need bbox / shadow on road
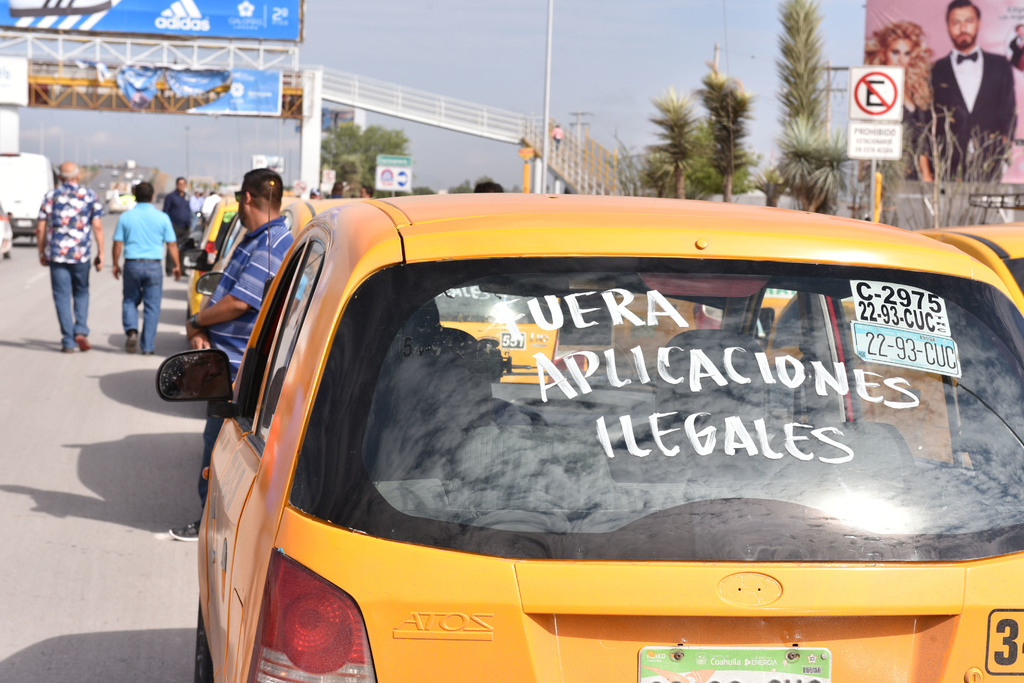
[0,431,201,532]
[0,628,192,682]
[159,300,188,324]
[162,287,188,302]
[95,368,206,418]
[0,337,63,353]
[99,331,190,359]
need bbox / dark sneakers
[125,329,138,354]
[169,520,200,542]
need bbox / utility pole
[824,62,848,135]
[569,110,592,191]
[538,0,554,193]
[185,125,191,190]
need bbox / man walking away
[162,176,191,275]
[112,181,181,355]
[36,161,104,353]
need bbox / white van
[0,153,55,240]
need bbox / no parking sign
[848,66,904,122]
[847,65,904,161]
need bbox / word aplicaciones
[533,344,920,410]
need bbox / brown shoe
[61,347,75,354]
[125,330,138,354]
[74,335,91,351]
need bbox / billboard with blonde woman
[866,0,1022,183]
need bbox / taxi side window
[253,241,326,445]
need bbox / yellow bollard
[873,171,883,222]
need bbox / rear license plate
[639,645,832,682]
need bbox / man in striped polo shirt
[171,168,293,541]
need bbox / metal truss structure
[0,30,299,70]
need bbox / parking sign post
[848,66,904,222]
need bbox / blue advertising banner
[2,0,302,42]
[115,65,232,109]
[190,68,281,116]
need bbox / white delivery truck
[0,153,55,241]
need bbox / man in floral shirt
[36,161,105,353]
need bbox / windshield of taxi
[291,257,1024,562]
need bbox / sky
[21,0,867,192]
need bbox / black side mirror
[156,349,233,402]
[196,271,223,296]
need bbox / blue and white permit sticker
[851,280,951,337]
[852,321,961,377]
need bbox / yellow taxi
[188,198,351,317]
[214,198,354,273]
[186,198,238,317]
[158,195,1024,683]
[920,224,1024,312]
[281,197,355,234]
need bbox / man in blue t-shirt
[111,181,181,354]
[170,168,293,541]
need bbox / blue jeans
[198,415,223,511]
[121,260,163,353]
[49,261,90,349]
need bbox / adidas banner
[3,0,302,42]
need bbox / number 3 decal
[989,610,1024,674]
[997,618,1020,665]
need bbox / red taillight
[249,552,376,682]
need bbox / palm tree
[648,88,702,199]
[776,0,846,213]
[779,117,847,214]
[777,0,825,129]
[699,68,754,203]
[754,165,787,208]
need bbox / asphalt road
[0,214,205,682]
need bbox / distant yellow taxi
[158,195,1024,683]
[189,198,352,316]
[920,224,1024,312]
[186,198,237,317]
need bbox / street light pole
[185,125,191,190]
[538,0,553,193]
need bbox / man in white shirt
[931,0,1016,181]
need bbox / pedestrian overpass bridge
[317,67,618,195]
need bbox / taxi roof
[365,194,1005,290]
[920,224,1024,260]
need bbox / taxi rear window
[291,257,1024,562]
